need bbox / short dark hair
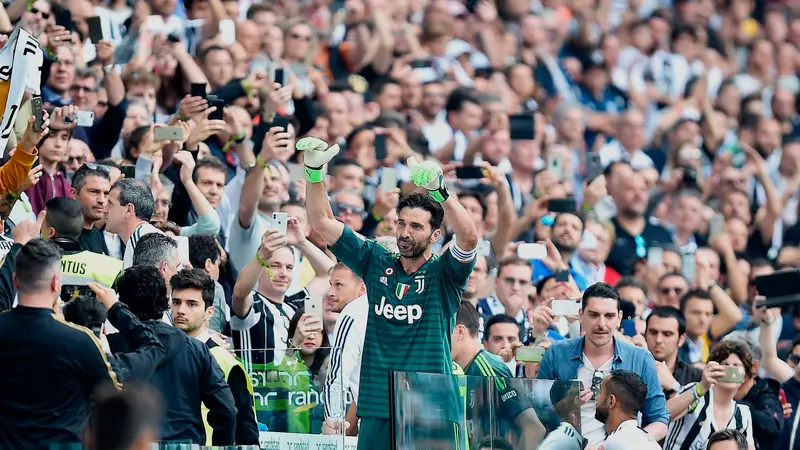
[484,314,519,341]
[707,429,748,449]
[199,45,231,65]
[45,197,85,240]
[193,157,227,181]
[497,257,533,277]
[329,158,363,177]
[71,164,110,194]
[456,301,481,337]
[132,233,178,268]
[63,296,107,336]
[14,239,62,294]
[170,268,216,309]
[582,282,620,310]
[605,370,647,415]
[459,191,488,220]
[188,234,220,271]
[445,87,480,114]
[111,178,155,221]
[90,384,162,450]
[646,306,687,336]
[659,271,688,286]
[679,288,712,313]
[708,340,754,376]
[397,192,445,230]
[615,276,649,298]
[116,265,169,321]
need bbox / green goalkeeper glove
[408,156,449,202]
[296,137,340,183]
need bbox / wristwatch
[241,161,257,173]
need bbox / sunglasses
[590,370,604,400]
[502,277,531,287]
[333,202,364,215]
[67,155,86,164]
[32,7,50,19]
[660,287,685,295]
[82,162,110,173]
[788,354,800,364]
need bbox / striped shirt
[122,222,162,269]
[537,422,582,450]
[323,295,368,419]
[664,383,755,450]
[605,420,660,450]
[230,292,298,373]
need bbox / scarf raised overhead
[0,28,43,158]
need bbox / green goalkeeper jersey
[329,226,475,419]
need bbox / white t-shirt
[537,422,582,450]
[605,419,660,450]
[122,222,163,269]
[577,354,614,444]
[323,295,368,418]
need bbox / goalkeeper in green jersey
[298,137,479,449]
[451,302,547,448]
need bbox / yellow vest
[61,251,123,287]
[202,345,256,445]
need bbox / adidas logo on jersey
[375,297,422,324]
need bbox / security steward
[0,239,121,448]
[0,197,122,311]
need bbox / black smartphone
[120,165,135,179]
[167,32,181,43]
[252,120,269,154]
[455,166,485,180]
[271,116,289,132]
[86,16,103,43]
[509,114,535,140]
[274,68,286,86]
[410,59,433,69]
[466,0,479,13]
[374,134,387,161]
[31,96,43,132]
[208,96,224,120]
[190,83,206,99]
[54,8,74,32]
[554,270,569,283]
[586,152,603,183]
[548,198,576,213]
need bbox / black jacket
[104,302,165,382]
[109,321,237,445]
[740,377,784,449]
[0,306,120,448]
[207,339,260,445]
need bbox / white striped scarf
[0,28,43,157]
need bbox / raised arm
[231,229,287,318]
[299,137,345,245]
[756,306,795,383]
[408,157,478,251]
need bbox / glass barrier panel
[234,347,356,449]
[391,371,582,450]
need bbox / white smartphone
[381,167,398,193]
[709,213,725,238]
[477,239,491,257]
[272,212,288,234]
[682,253,696,281]
[516,346,545,363]
[551,299,581,316]
[76,110,95,127]
[172,236,190,266]
[304,296,323,322]
[517,243,547,260]
[647,247,663,267]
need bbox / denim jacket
[537,336,670,427]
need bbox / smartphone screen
[190,83,206,99]
[586,152,603,182]
[455,166,485,180]
[621,320,637,337]
[120,165,135,179]
[509,114,535,140]
[547,198,576,213]
[274,68,286,86]
[86,16,104,43]
[271,116,290,132]
[208,97,224,120]
[374,134,387,161]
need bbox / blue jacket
[537,336,669,428]
[781,377,800,449]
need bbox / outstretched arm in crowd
[757,306,794,383]
[285,216,335,296]
[231,229,288,318]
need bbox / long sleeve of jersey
[324,312,363,419]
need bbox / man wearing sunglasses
[537,282,669,448]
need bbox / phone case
[86,16,104,43]
[551,300,581,316]
[517,243,547,260]
[272,213,288,234]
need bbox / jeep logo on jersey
[396,283,410,299]
[375,297,422,323]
